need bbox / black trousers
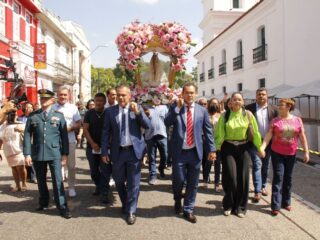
[221,141,251,213]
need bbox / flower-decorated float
[115,21,195,105]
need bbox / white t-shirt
[53,102,81,143]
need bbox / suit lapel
[181,106,186,128]
[115,106,120,133]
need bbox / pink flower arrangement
[115,21,153,70]
[116,21,194,71]
[130,84,181,105]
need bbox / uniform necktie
[44,111,48,120]
[186,106,194,146]
[121,108,126,144]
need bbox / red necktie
[186,106,194,146]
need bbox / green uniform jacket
[23,108,69,161]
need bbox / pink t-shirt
[270,116,303,156]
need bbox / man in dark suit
[101,85,150,225]
[23,89,71,219]
[246,87,278,203]
[165,82,216,223]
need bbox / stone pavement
[0,148,319,240]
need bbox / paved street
[0,148,320,240]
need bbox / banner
[34,43,47,69]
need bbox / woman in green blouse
[215,92,262,218]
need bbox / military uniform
[23,89,70,218]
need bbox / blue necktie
[121,108,126,145]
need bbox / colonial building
[0,0,91,105]
[0,0,41,103]
[62,21,91,103]
[195,0,320,149]
[36,8,76,101]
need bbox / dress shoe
[100,194,109,204]
[158,166,165,178]
[174,201,182,214]
[261,188,268,196]
[183,212,197,223]
[35,205,48,211]
[271,210,279,216]
[92,187,100,196]
[126,213,136,225]
[60,209,72,219]
[252,193,261,203]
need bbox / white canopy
[275,80,320,98]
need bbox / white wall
[283,0,320,86]
[197,0,281,96]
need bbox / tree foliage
[91,60,195,96]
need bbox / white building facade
[63,21,91,103]
[195,0,320,150]
[36,9,76,101]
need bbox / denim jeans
[86,147,112,195]
[146,135,168,180]
[271,151,296,211]
[249,144,271,194]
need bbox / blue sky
[42,0,204,73]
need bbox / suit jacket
[23,108,69,161]
[164,103,216,161]
[246,102,278,123]
[101,104,151,161]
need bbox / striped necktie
[186,106,194,146]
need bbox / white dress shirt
[256,103,269,138]
[175,103,196,150]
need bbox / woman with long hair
[207,97,222,192]
[260,98,309,216]
[215,92,262,217]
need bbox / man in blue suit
[165,82,216,223]
[101,85,150,225]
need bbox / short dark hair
[94,92,106,100]
[182,82,198,93]
[256,87,268,94]
[86,99,94,109]
[106,88,116,96]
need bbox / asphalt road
[0,148,319,240]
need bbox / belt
[182,147,196,151]
[225,140,248,146]
[120,145,133,150]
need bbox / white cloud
[131,0,159,5]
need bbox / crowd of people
[0,83,310,224]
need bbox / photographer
[0,110,27,192]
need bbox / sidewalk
[0,148,319,240]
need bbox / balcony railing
[199,73,205,82]
[219,62,226,75]
[253,44,267,64]
[208,68,214,79]
[233,55,243,71]
[54,62,73,83]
